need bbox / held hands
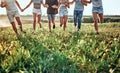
[20,8,26,12]
[1,2,6,8]
[52,5,58,9]
[45,4,49,8]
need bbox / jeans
[74,10,83,30]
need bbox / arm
[41,0,46,7]
[23,0,32,11]
[44,0,49,8]
[81,0,92,6]
[1,1,6,8]
[66,0,70,8]
[69,0,75,5]
[15,0,22,11]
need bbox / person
[44,0,59,32]
[89,0,104,34]
[22,0,45,34]
[0,0,26,35]
[69,0,89,32]
[58,0,69,31]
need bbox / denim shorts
[47,14,55,21]
[59,9,68,17]
[92,6,103,14]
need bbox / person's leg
[32,13,37,33]
[60,16,63,27]
[11,22,18,35]
[7,12,18,34]
[78,11,83,31]
[51,14,55,29]
[15,17,26,33]
[48,14,52,32]
[93,12,99,33]
[74,10,77,30]
[98,13,104,24]
[63,15,68,31]
[38,14,42,28]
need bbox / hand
[45,4,49,8]
[1,2,6,8]
[20,8,24,12]
[52,5,58,9]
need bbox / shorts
[33,8,42,15]
[59,9,68,17]
[92,6,103,14]
[7,10,20,23]
[47,14,55,21]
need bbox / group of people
[0,0,104,35]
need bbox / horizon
[0,0,120,15]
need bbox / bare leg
[15,17,22,31]
[93,12,99,33]
[38,15,42,28]
[60,17,63,27]
[33,13,37,32]
[11,22,18,35]
[48,21,51,32]
[63,15,68,31]
[99,13,104,24]
[15,17,26,33]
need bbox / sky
[0,0,120,16]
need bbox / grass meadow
[0,18,120,73]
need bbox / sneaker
[77,29,80,32]
[74,26,77,31]
[53,25,55,29]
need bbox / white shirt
[2,0,18,12]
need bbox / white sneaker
[74,26,77,31]
[32,30,36,35]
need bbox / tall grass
[0,23,120,73]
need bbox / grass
[0,23,120,73]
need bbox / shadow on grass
[17,34,81,73]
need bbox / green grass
[0,23,120,73]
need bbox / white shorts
[7,10,20,23]
[33,8,42,15]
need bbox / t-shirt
[74,0,84,11]
[45,0,58,14]
[2,0,18,12]
[92,0,102,7]
[32,0,42,8]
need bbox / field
[0,16,120,73]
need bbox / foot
[96,32,99,35]
[60,24,62,27]
[21,30,26,34]
[32,31,36,35]
[77,29,80,32]
[53,25,55,29]
[39,24,42,28]
[74,26,77,31]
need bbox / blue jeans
[74,10,83,30]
